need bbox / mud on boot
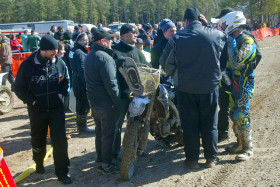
[76,114,95,134]
[235,127,253,161]
[225,142,242,153]
[225,124,242,153]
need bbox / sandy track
[1,36,280,187]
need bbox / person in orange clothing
[17,33,23,51]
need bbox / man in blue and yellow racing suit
[219,11,256,161]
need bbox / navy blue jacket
[69,43,88,86]
[160,21,226,94]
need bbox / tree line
[0,0,278,27]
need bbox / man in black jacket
[112,24,149,162]
[14,35,72,184]
[160,7,226,169]
[69,33,94,134]
[84,29,120,174]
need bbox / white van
[80,24,97,32]
[0,20,75,35]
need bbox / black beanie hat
[184,7,200,21]
[39,35,58,50]
[63,30,72,40]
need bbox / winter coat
[160,21,226,94]
[62,40,74,81]
[113,40,150,98]
[54,31,63,41]
[84,43,120,107]
[0,41,12,65]
[27,34,41,51]
[21,34,30,52]
[10,39,20,50]
[14,50,70,111]
[151,36,168,69]
[69,43,88,86]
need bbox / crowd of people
[0,6,261,185]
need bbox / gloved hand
[222,71,232,86]
[115,57,126,69]
[220,81,232,94]
[227,35,236,57]
[237,93,250,107]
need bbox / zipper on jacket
[46,63,49,112]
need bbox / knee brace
[232,110,250,128]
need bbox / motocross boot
[235,126,253,161]
[225,123,242,153]
[76,114,94,134]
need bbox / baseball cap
[136,38,143,44]
[120,24,137,36]
[94,29,115,42]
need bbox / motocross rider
[219,11,256,161]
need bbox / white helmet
[218,11,246,34]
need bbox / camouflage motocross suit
[225,33,256,161]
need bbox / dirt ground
[1,36,280,187]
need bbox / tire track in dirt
[251,80,280,147]
[206,163,235,186]
[204,39,280,186]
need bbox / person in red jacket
[10,34,22,51]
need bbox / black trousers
[91,105,116,164]
[72,76,90,115]
[177,88,219,161]
[28,104,70,177]
[112,97,129,160]
[218,87,230,135]
[1,64,15,85]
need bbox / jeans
[91,105,116,164]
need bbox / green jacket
[27,34,41,51]
[113,40,150,98]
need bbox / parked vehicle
[0,72,14,115]
[0,28,34,37]
[0,20,75,35]
[118,57,182,181]
[108,22,126,31]
[80,24,96,33]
